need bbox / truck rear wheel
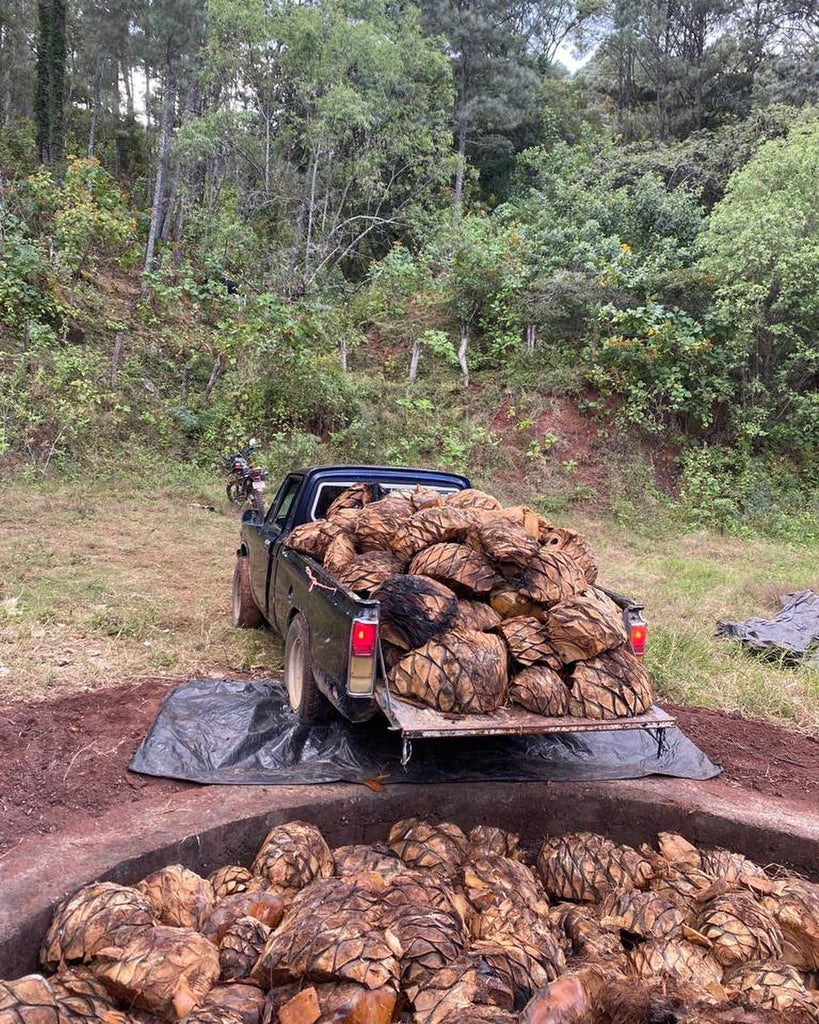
[284,613,332,723]
[232,557,263,628]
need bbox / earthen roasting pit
[2,776,818,979]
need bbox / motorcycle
[225,440,267,517]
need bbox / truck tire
[284,613,332,723]
[232,557,263,628]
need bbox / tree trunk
[123,58,134,119]
[160,160,180,241]
[452,50,469,218]
[263,107,271,195]
[409,338,421,382]
[87,60,103,157]
[144,58,152,194]
[304,149,320,282]
[173,195,184,242]
[453,120,467,218]
[35,0,67,164]
[143,65,176,284]
[204,352,226,401]
[110,331,124,389]
[458,325,469,387]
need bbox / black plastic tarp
[129,678,719,784]
[716,590,819,665]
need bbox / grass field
[0,475,282,700]
[580,517,819,732]
[1,474,817,734]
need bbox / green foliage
[418,330,458,364]
[701,113,819,454]
[603,106,802,210]
[24,156,137,276]
[678,445,752,533]
[0,122,37,178]
[1,0,819,551]
[167,293,367,451]
[587,302,737,434]
[176,183,264,281]
[206,0,455,293]
[678,445,819,541]
[332,381,500,476]
[0,211,56,330]
[357,245,446,339]
[501,346,586,396]
[0,325,112,468]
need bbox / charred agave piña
[8,818,819,1024]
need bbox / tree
[0,0,36,128]
[701,114,819,451]
[141,0,207,277]
[35,0,67,163]
[586,0,793,139]
[69,0,137,159]
[205,0,455,295]
[421,0,600,208]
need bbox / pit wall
[2,778,817,979]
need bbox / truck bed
[375,684,675,739]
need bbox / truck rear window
[309,481,461,521]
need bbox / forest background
[1,0,819,538]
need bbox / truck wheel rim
[287,634,304,710]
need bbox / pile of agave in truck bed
[3,819,818,1024]
[285,484,653,719]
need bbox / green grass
[573,517,819,733]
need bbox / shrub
[586,302,738,436]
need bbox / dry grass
[0,478,282,701]
[1,478,817,735]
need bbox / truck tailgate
[375,684,675,739]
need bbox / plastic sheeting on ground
[716,590,819,665]
[129,678,720,785]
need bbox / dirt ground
[1,678,817,856]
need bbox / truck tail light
[348,616,378,695]
[351,620,377,658]
[630,623,647,659]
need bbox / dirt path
[1,679,817,855]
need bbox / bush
[0,211,57,332]
[24,157,137,277]
[331,379,499,475]
[586,302,738,436]
[701,114,819,455]
[678,444,819,540]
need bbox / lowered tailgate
[374,683,675,762]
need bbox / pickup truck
[232,465,672,759]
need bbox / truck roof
[292,465,471,489]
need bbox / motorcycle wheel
[226,480,244,504]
